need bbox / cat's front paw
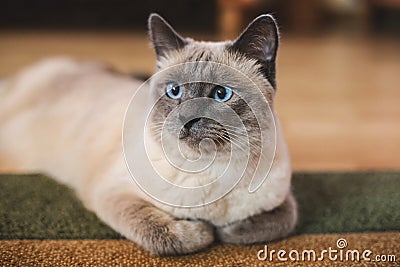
[216,192,297,244]
[149,219,214,256]
[98,194,215,256]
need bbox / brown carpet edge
[1,232,399,266]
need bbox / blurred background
[0,0,399,171]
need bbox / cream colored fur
[0,57,291,226]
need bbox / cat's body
[0,14,297,255]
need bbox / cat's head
[146,14,279,156]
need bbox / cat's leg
[216,191,297,244]
[95,192,214,255]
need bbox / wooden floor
[0,31,399,171]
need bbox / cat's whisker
[225,131,261,148]
[219,128,248,138]
[228,134,265,155]
[214,133,269,167]
[146,123,168,131]
[223,130,255,144]
[210,130,255,152]
[216,133,248,153]
[216,124,248,132]
[230,138,252,153]
[222,129,266,150]
[147,128,164,133]
[146,122,166,129]
[225,129,262,143]
[213,137,223,148]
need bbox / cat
[0,13,297,255]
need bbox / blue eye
[213,85,233,102]
[166,83,183,99]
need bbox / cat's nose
[181,116,201,129]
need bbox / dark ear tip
[148,13,171,31]
[257,14,276,21]
[148,13,162,26]
[149,13,161,21]
[250,14,279,40]
[253,14,278,28]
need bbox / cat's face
[147,14,278,157]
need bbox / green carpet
[0,172,399,239]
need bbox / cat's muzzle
[179,118,228,149]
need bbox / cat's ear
[148,13,188,58]
[230,14,279,88]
